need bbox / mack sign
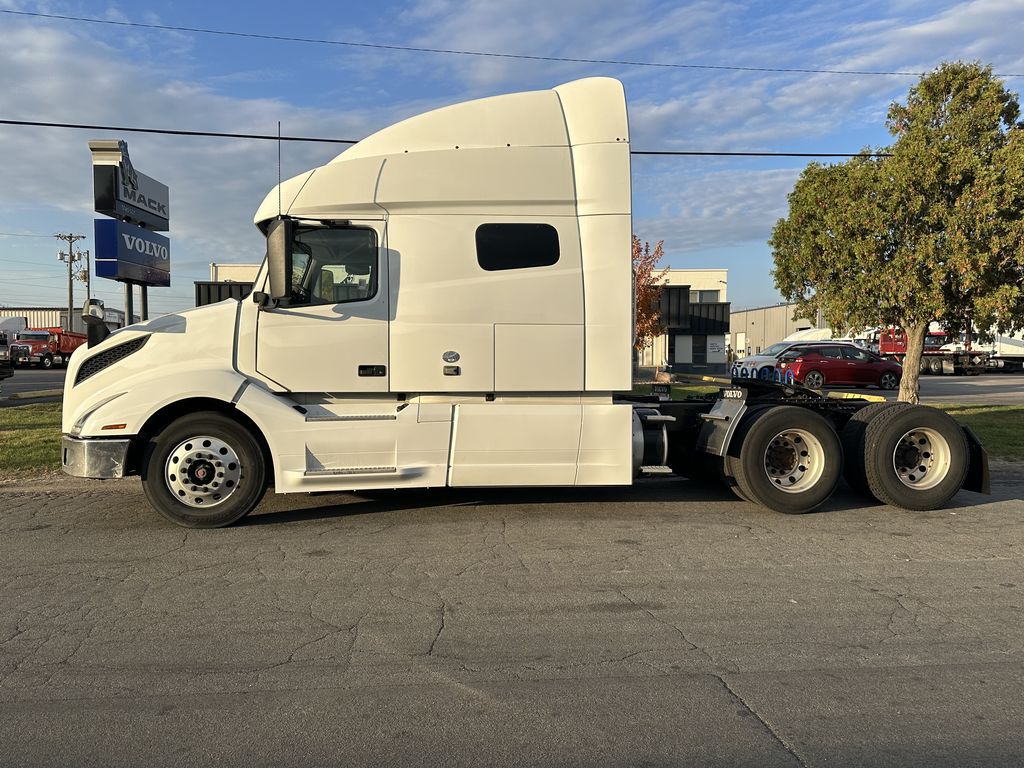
[95,219,171,287]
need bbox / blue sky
[0,0,1022,316]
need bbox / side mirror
[266,217,294,301]
[82,298,110,348]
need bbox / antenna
[277,120,282,216]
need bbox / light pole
[55,233,86,332]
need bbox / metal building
[729,303,826,357]
[0,306,127,334]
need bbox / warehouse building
[0,306,128,335]
[639,269,730,375]
[729,302,827,357]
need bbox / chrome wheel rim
[893,427,951,490]
[880,372,898,389]
[763,428,826,493]
[805,371,824,389]
[165,435,242,508]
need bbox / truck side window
[286,227,378,307]
[476,223,559,271]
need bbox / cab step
[640,465,673,475]
[303,466,398,477]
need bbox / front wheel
[730,406,842,514]
[40,354,53,370]
[141,411,267,528]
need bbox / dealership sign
[89,139,169,232]
[89,139,171,289]
[94,219,171,287]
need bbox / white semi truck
[61,78,988,528]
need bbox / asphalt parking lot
[2,468,1023,767]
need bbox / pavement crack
[427,601,448,657]
[714,674,810,768]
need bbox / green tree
[771,62,1024,403]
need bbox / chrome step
[304,466,398,477]
[304,413,397,422]
[640,465,674,475]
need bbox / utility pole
[73,249,91,301]
[56,233,87,332]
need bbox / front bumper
[62,435,131,479]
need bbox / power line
[0,118,890,157]
[0,118,356,144]
[0,231,55,238]
[4,9,1022,79]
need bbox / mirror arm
[252,291,278,310]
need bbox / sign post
[88,140,170,324]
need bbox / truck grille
[74,336,149,385]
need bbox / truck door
[256,220,389,393]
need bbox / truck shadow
[241,477,996,527]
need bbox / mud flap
[961,425,990,495]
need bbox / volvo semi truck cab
[61,78,988,527]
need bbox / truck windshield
[285,226,377,307]
[15,331,49,342]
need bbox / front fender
[72,367,250,438]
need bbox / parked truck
[0,334,11,383]
[60,78,988,528]
[878,327,988,375]
[10,327,87,369]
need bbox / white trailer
[61,79,988,527]
[982,332,1024,372]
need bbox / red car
[776,343,902,390]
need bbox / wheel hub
[762,429,825,493]
[893,428,950,490]
[165,435,242,508]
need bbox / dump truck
[10,327,87,369]
[60,78,988,528]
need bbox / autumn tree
[771,62,1024,403]
[632,235,668,362]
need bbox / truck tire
[862,405,969,511]
[840,402,912,497]
[721,405,774,502]
[803,370,825,390]
[730,406,842,514]
[928,358,943,375]
[40,354,53,370]
[141,411,267,528]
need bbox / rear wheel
[863,405,968,510]
[141,411,267,528]
[840,402,912,497]
[721,405,773,502]
[803,370,825,390]
[928,357,944,375]
[878,370,899,390]
[730,406,842,514]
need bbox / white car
[734,342,801,377]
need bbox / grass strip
[0,402,63,477]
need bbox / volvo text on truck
[60,78,988,528]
